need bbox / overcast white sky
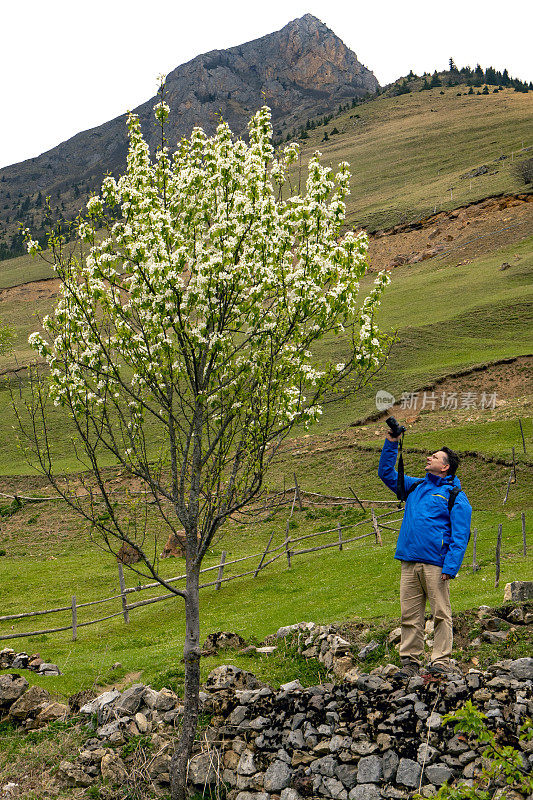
[2,0,532,169]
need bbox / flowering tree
[23,87,390,800]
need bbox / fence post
[371,508,382,546]
[338,522,343,551]
[349,486,365,511]
[495,524,502,588]
[522,512,527,557]
[285,520,292,568]
[293,473,303,511]
[71,596,77,641]
[118,562,129,623]
[254,531,275,577]
[472,527,478,573]
[503,473,512,504]
[215,551,226,590]
[512,447,516,483]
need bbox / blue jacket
[378,439,472,577]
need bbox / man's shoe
[426,663,461,679]
[395,661,419,680]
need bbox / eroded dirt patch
[367,192,533,271]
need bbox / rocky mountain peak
[0,15,378,259]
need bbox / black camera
[386,416,406,438]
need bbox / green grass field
[0,494,530,697]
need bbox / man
[378,430,472,678]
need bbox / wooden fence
[0,495,402,642]
[0,491,529,643]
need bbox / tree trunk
[170,566,201,800]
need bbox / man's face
[425,450,450,477]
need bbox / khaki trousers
[399,561,453,667]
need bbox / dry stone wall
[1,605,532,799]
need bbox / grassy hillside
[293,85,532,230]
[1,234,531,473]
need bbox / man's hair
[441,446,460,477]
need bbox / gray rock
[80,689,120,715]
[426,763,454,786]
[352,741,378,756]
[357,755,383,783]
[96,717,129,739]
[148,754,172,778]
[310,755,336,777]
[356,674,384,691]
[115,684,145,715]
[280,679,303,692]
[482,630,509,643]
[0,674,28,708]
[503,581,533,601]
[417,743,438,765]
[188,751,218,784]
[358,640,380,659]
[508,658,533,681]
[335,763,358,789]
[35,702,69,726]
[382,749,399,781]
[396,758,421,788]
[330,735,352,752]
[447,734,469,755]
[263,760,292,792]
[507,607,525,624]
[323,776,347,799]
[280,790,302,800]
[37,663,61,676]
[249,715,269,730]
[100,753,128,785]
[155,688,178,711]
[134,712,150,733]
[204,665,259,691]
[58,760,93,787]
[426,712,443,730]
[8,685,50,720]
[237,750,256,776]
[288,729,305,749]
[349,785,381,800]
[228,706,248,726]
[142,687,159,708]
[236,794,269,800]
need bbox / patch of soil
[97,670,143,693]
[0,277,61,304]
[367,192,533,271]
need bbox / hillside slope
[292,85,532,230]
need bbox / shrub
[415,702,533,799]
[514,157,533,184]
